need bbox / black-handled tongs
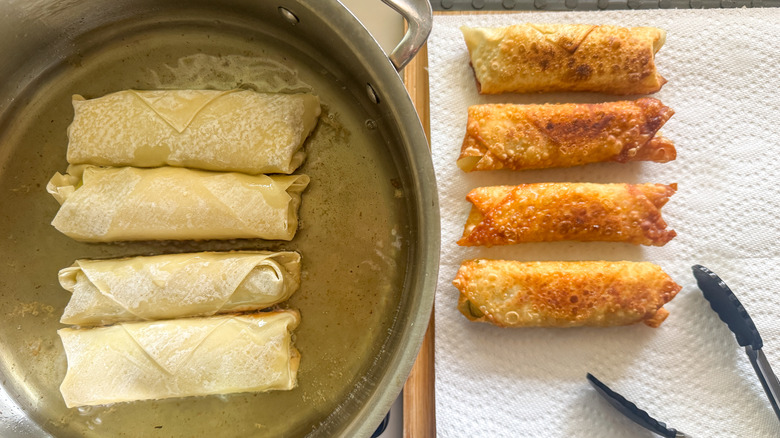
[588,265,780,436]
[692,264,780,421]
[586,373,691,437]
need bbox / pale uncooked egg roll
[59,251,301,326]
[58,310,301,407]
[67,89,320,174]
[47,166,309,242]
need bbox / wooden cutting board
[402,38,436,438]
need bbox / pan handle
[381,0,432,71]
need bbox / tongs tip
[587,373,680,438]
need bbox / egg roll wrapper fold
[453,260,680,328]
[47,166,309,242]
[461,24,666,95]
[59,251,301,326]
[458,98,676,172]
[67,89,321,174]
[58,310,301,408]
[458,182,676,247]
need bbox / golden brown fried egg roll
[453,260,680,328]
[461,24,667,95]
[47,165,309,242]
[59,310,300,407]
[458,182,676,247]
[67,89,321,174]
[458,98,676,172]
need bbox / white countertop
[341,0,404,56]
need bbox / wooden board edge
[402,39,437,438]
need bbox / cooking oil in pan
[0,18,408,438]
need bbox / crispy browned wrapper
[458,182,676,247]
[458,98,676,172]
[453,260,681,328]
[461,24,667,95]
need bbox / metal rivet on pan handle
[366,84,380,104]
[278,7,299,25]
[382,0,432,71]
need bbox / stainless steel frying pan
[0,1,438,436]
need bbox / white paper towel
[429,9,780,437]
